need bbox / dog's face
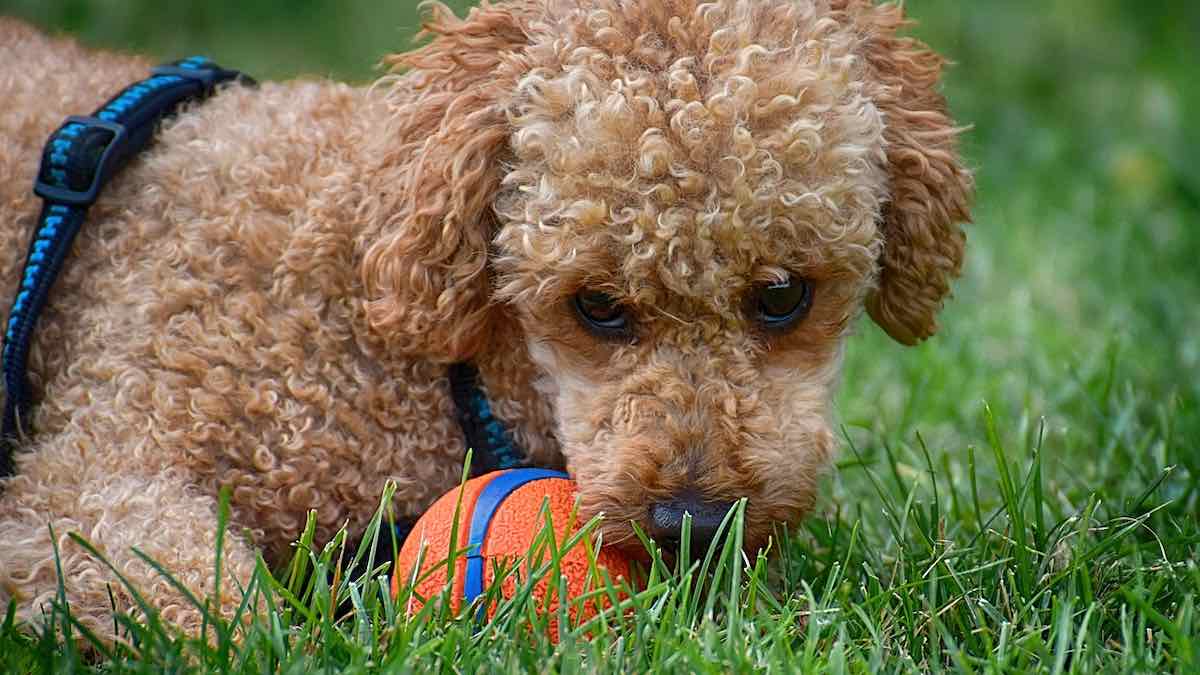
[489,0,889,550]
[363,0,971,553]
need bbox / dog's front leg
[0,439,259,647]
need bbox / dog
[0,0,971,641]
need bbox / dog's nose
[648,492,735,557]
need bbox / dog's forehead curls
[494,0,890,314]
[362,0,972,552]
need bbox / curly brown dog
[0,0,971,641]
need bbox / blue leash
[0,59,531,558]
[0,57,253,479]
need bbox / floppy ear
[360,1,532,361]
[849,1,974,345]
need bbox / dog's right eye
[572,290,630,337]
[753,276,813,331]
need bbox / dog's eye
[755,277,813,329]
[573,290,630,336]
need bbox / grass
[1,0,1198,672]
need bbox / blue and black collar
[447,362,527,476]
[1,58,253,480]
[0,58,531,487]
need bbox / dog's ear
[360,2,532,361]
[845,1,974,345]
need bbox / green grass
[1,0,1198,672]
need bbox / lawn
[1,0,1197,672]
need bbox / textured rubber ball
[391,469,634,637]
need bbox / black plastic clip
[32,116,128,207]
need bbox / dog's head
[362,0,971,553]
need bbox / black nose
[648,492,735,557]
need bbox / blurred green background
[3,0,1198,498]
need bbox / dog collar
[0,58,254,480]
[447,362,527,476]
[0,59,526,495]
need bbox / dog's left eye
[573,290,630,337]
[754,277,813,329]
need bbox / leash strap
[448,362,528,476]
[1,57,253,479]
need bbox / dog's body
[0,0,970,640]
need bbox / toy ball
[391,468,633,633]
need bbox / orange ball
[391,469,633,634]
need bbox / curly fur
[0,0,970,644]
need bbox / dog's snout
[648,492,734,557]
